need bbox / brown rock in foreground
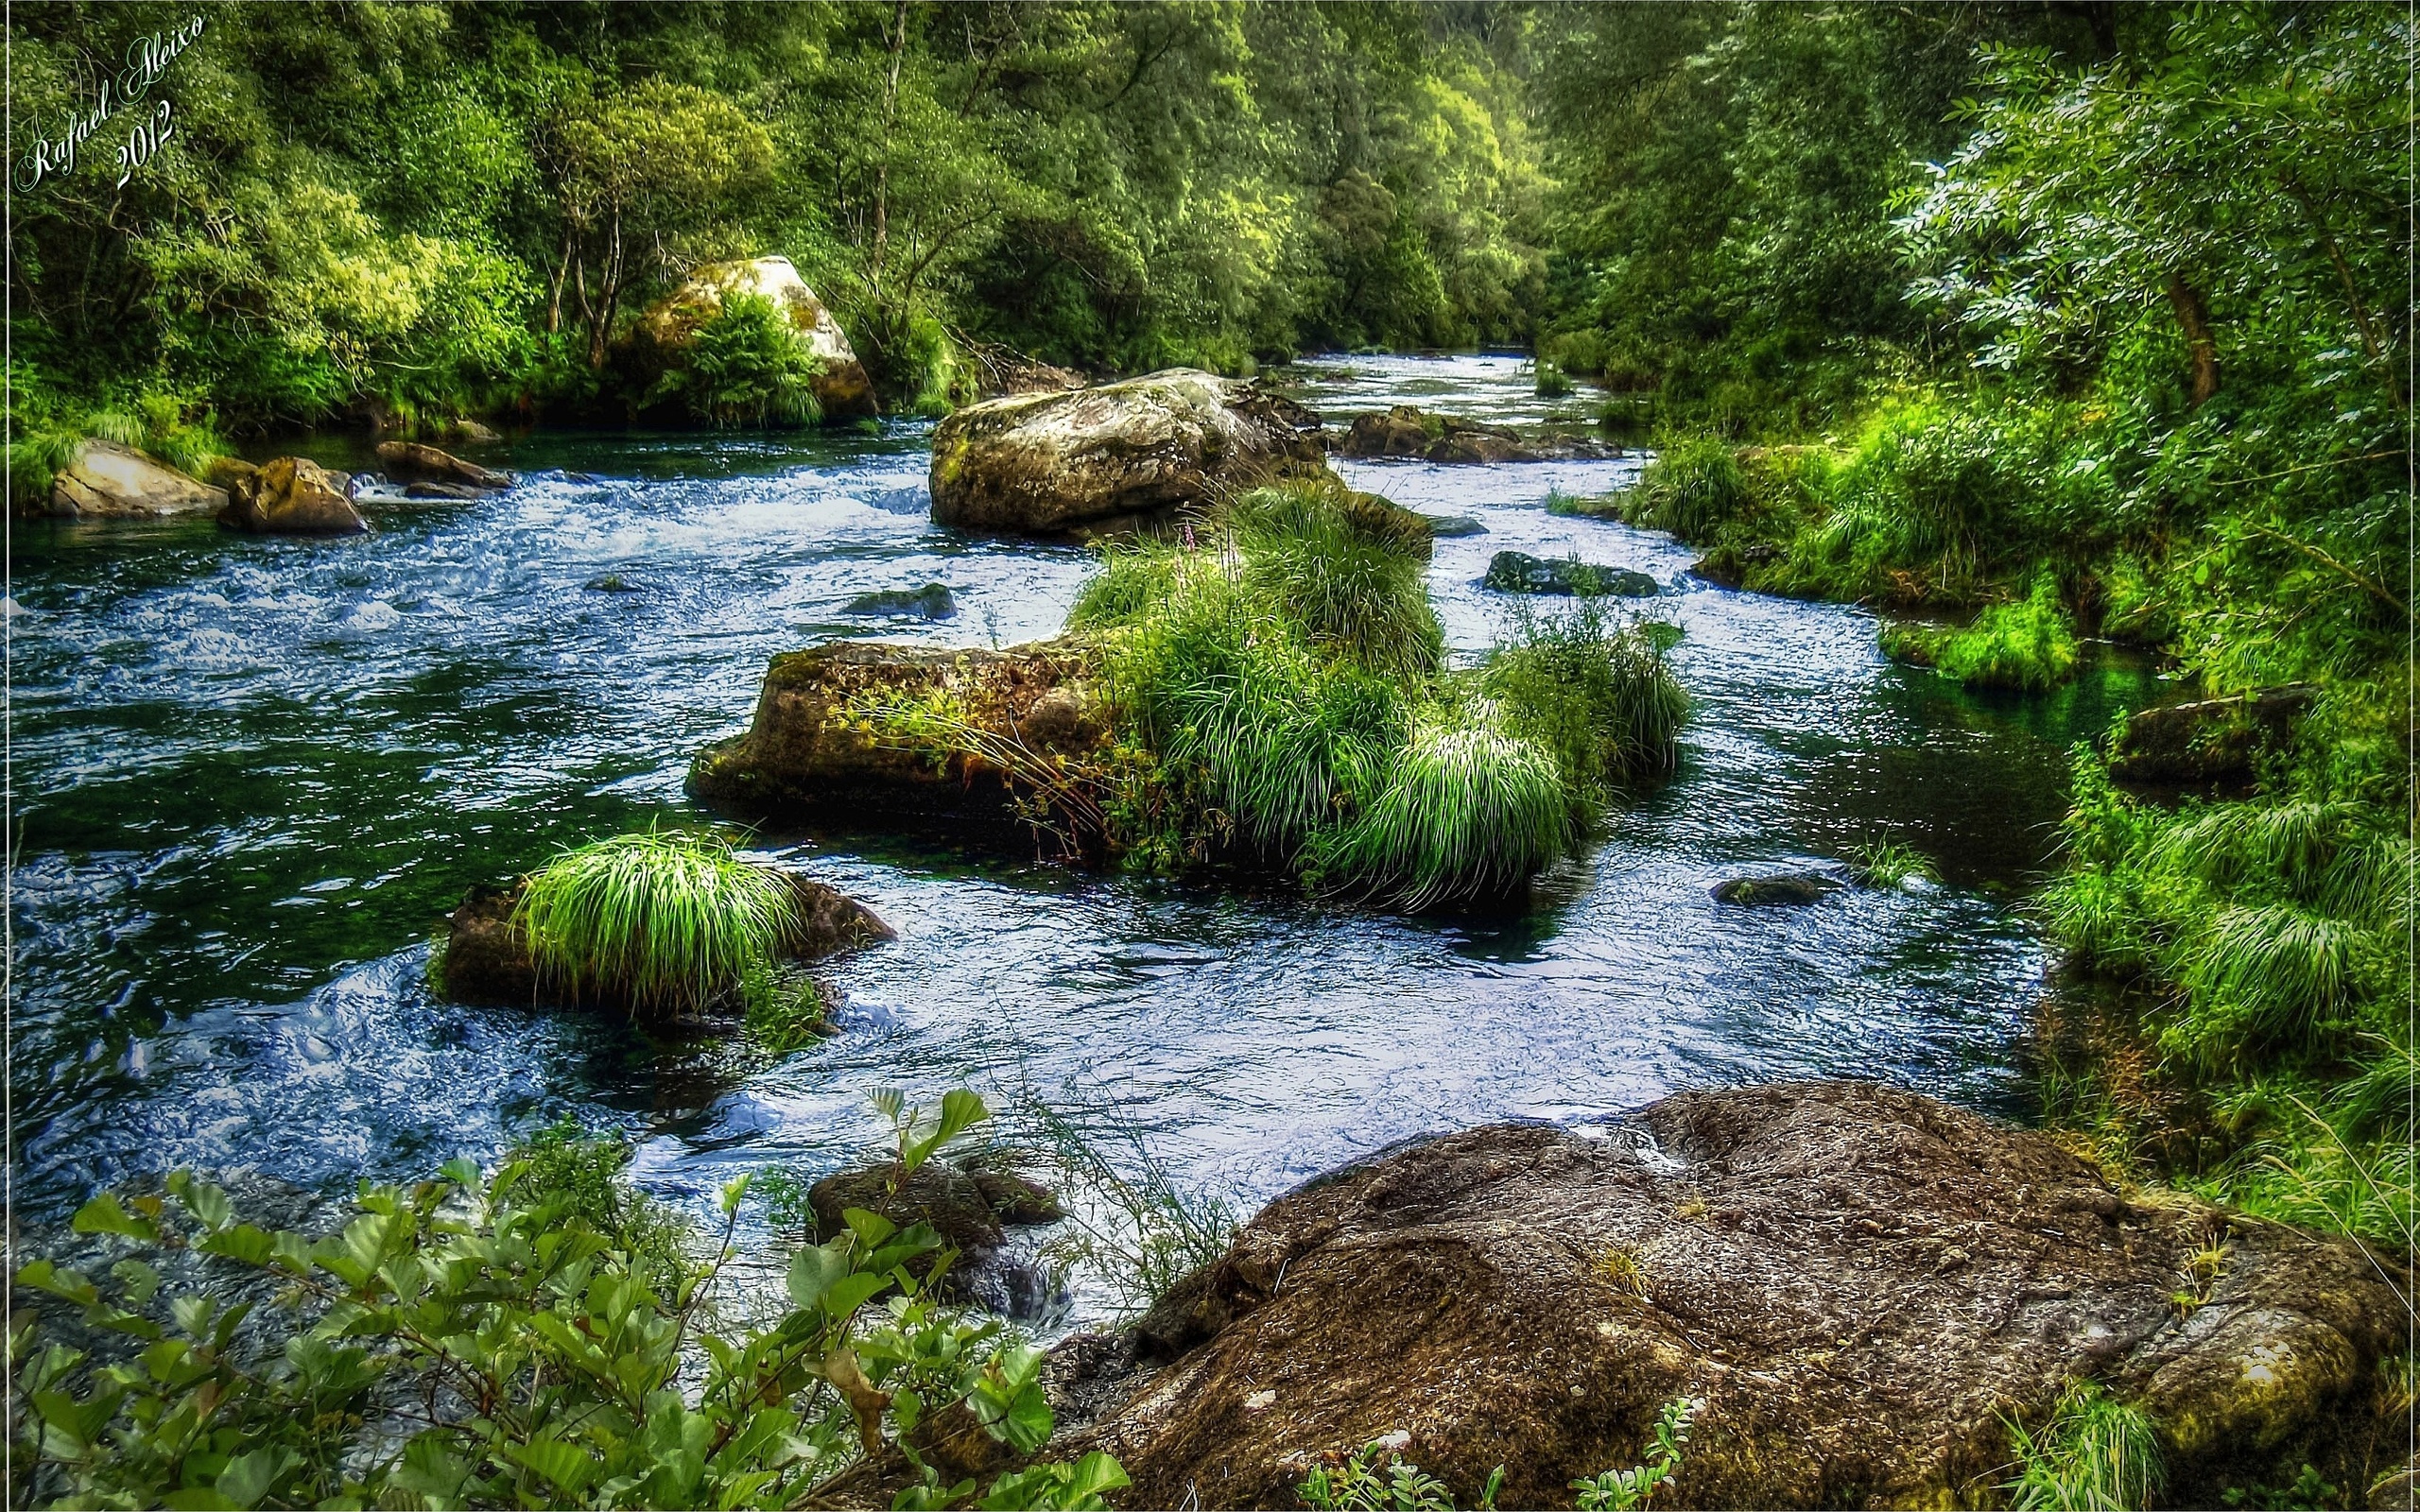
[1050,1081,2406,1510]
[440,870,892,1012]
[688,640,1109,841]
[929,369,1326,536]
[217,456,368,535]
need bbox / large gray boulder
[1047,1080,2407,1510]
[42,439,225,518]
[928,369,1326,535]
[635,255,878,421]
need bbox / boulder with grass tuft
[439,831,891,1018]
[43,439,226,518]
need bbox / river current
[10,354,2157,1318]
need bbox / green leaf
[504,1435,599,1497]
[216,1447,298,1508]
[196,1224,276,1268]
[71,1193,161,1243]
[842,1206,897,1247]
[817,1270,889,1322]
[786,1241,851,1312]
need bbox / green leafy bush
[514,830,802,1017]
[653,293,825,429]
[11,1093,1127,1511]
[1299,1439,1502,1511]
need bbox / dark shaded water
[10,355,2162,1318]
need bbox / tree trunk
[546,227,575,335]
[588,213,624,370]
[2166,271,2218,407]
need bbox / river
[9,353,2159,1320]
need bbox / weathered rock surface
[2108,684,2316,786]
[1711,871,1842,905]
[689,640,1109,835]
[929,369,1326,536]
[1483,550,1659,597]
[635,255,879,421]
[217,456,369,535]
[375,441,510,491]
[42,439,226,517]
[439,871,892,1012]
[1419,513,1487,538]
[806,1157,1067,1315]
[1047,1081,2408,1510]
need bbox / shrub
[11,1091,1129,1511]
[652,292,824,428]
[2003,1381,2163,1511]
[1571,1397,1699,1510]
[514,830,802,1017]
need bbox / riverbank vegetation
[7,1,1547,470]
[11,1094,1129,1511]
[1535,1,2411,1262]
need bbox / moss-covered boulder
[688,640,1110,836]
[42,439,226,518]
[217,457,368,536]
[928,369,1326,536]
[1047,1081,2407,1509]
[1483,550,1659,597]
[439,870,890,1012]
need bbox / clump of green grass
[513,829,801,1017]
[1625,435,1748,540]
[1848,840,1934,888]
[1534,359,1573,398]
[2003,1381,2163,1511]
[741,962,833,1054]
[1545,486,1622,519]
[1229,484,1442,674]
[1884,573,2078,691]
[1314,709,1572,909]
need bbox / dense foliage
[11,1094,1130,1511]
[7,0,1549,450]
[1554,3,2411,1254]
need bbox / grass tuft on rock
[2003,1381,2163,1511]
[513,829,800,1017]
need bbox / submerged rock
[634,255,879,421]
[41,439,226,518]
[375,441,510,491]
[1482,550,1659,597]
[689,640,1110,835]
[928,369,1326,536]
[438,871,892,1013]
[1711,871,1842,905]
[843,582,957,619]
[217,457,368,536]
[804,1158,1066,1318]
[1418,513,1487,538]
[2108,684,2315,786]
[1047,1081,2407,1510]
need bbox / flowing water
[10,354,2162,1318]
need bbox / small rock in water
[562,471,601,485]
[404,481,491,501]
[1420,513,1487,537]
[843,582,956,619]
[1711,872,1842,905]
[584,574,642,593]
[1482,550,1658,597]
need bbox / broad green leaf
[71,1193,160,1243]
[786,1241,851,1312]
[216,1446,298,1508]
